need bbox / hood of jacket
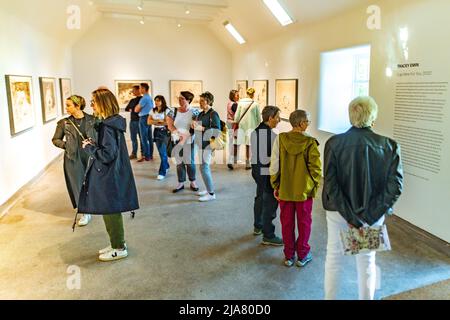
[279,131,316,156]
[102,115,126,132]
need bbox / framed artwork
[170,80,203,108]
[59,78,72,116]
[236,80,248,100]
[115,80,152,108]
[253,80,269,108]
[5,75,35,136]
[39,77,58,123]
[275,79,298,120]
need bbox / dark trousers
[139,115,154,158]
[154,127,170,176]
[175,143,196,183]
[130,120,141,156]
[253,182,278,239]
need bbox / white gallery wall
[0,8,73,206]
[72,17,232,118]
[231,0,450,242]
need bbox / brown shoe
[137,157,145,162]
[129,154,137,160]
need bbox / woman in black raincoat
[52,95,96,226]
[79,88,139,262]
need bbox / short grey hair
[289,110,310,127]
[349,96,378,128]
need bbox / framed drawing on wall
[115,80,152,109]
[253,80,269,108]
[5,75,35,136]
[170,80,203,108]
[39,77,58,123]
[236,80,248,100]
[59,78,72,116]
[275,79,298,120]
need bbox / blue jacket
[78,115,139,215]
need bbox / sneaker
[253,228,262,236]
[129,154,137,160]
[199,193,216,202]
[99,248,128,262]
[284,258,295,267]
[157,175,166,180]
[197,190,209,196]
[78,214,91,227]
[296,252,312,267]
[98,243,127,255]
[262,236,284,246]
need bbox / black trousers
[253,182,279,239]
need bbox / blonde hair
[349,96,378,128]
[67,95,86,110]
[247,87,256,98]
[92,89,120,119]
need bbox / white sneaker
[78,214,91,227]
[98,243,127,255]
[197,190,209,196]
[199,193,216,202]
[157,175,166,180]
[99,248,128,262]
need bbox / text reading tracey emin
[179,304,271,318]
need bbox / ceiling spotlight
[140,17,145,25]
[177,22,182,28]
[185,6,190,14]
[137,0,143,11]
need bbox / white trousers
[324,211,385,300]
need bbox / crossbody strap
[66,118,86,140]
[236,101,254,125]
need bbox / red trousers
[279,198,313,260]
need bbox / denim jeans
[175,142,196,183]
[324,211,385,300]
[130,120,141,156]
[253,183,278,239]
[139,115,153,158]
[199,148,214,193]
[154,127,170,176]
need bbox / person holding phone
[52,95,97,227]
[79,88,139,262]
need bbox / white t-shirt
[173,107,199,144]
[149,108,172,128]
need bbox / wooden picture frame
[59,78,72,116]
[169,80,203,108]
[5,75,35,136]
[275,79,298,121]
[236,80,248,100]
[253,80,269,108]
[115,80,152,109]
[39,77,58,123]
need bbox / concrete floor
[0,146,449,300]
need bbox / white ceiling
[93,0,374,48]
[3,0,373,49]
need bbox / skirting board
[0,152,63,219]
[387,214,450,258]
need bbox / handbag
[209,112,228,151]
[340,224,392,255]
[232,101,254,131]
[167,108,178,157]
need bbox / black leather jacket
[322,127,403,228]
